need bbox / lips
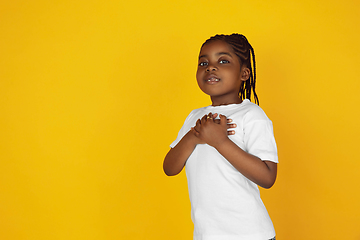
[206,74,220,84]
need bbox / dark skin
[163,113,235,176]
[163,40,277,189]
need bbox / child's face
[196,40,250,105]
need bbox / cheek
[196,71,205,90]
[196,78,203,89]
[196,70,202,82]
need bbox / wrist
[213,137,232,151]
[185,129,201,145]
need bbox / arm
[163,129,199,176]
[215,139,277,189]
[194,114,277,189]
[163,113,236,176]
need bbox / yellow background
[1,0,359,239]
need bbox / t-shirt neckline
[205,99,250,110]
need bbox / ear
[240,67,250,81]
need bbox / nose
[206,65,217,72]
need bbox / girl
[163,34,278,240]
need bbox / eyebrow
[199,52,233,59]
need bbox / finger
[212,113,218,119]
[194,130,200,137]
[196,118,201,127]
[194,119,201,132]
[208,112,215,122]
[192,127,200,134]
[201,115,207,124]
[227,130,235,135]
[215,117,232,125]
[219,114,227,126]
[227,123,237,129]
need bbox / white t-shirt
[170,100,278,240]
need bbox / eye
[219,59,230,64]
[199,62,208,67]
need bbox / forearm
[163,131,198,176]
[214,139,277,189]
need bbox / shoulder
[183,106,209,124]
[187,106,210,117]
[238,100,272,126]
[241,100,271,123]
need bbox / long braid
[248,43,259,105]
[201,34,259,105]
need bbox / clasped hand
[191,113,236,147]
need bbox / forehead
[199,40,235,57]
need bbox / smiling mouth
[206,77,220,83]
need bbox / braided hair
[201,34,259,105]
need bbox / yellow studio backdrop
[1,0,359,239]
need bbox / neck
[210,96,242,106]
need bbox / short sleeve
[169,111,195,148]
[243,113,278,163]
